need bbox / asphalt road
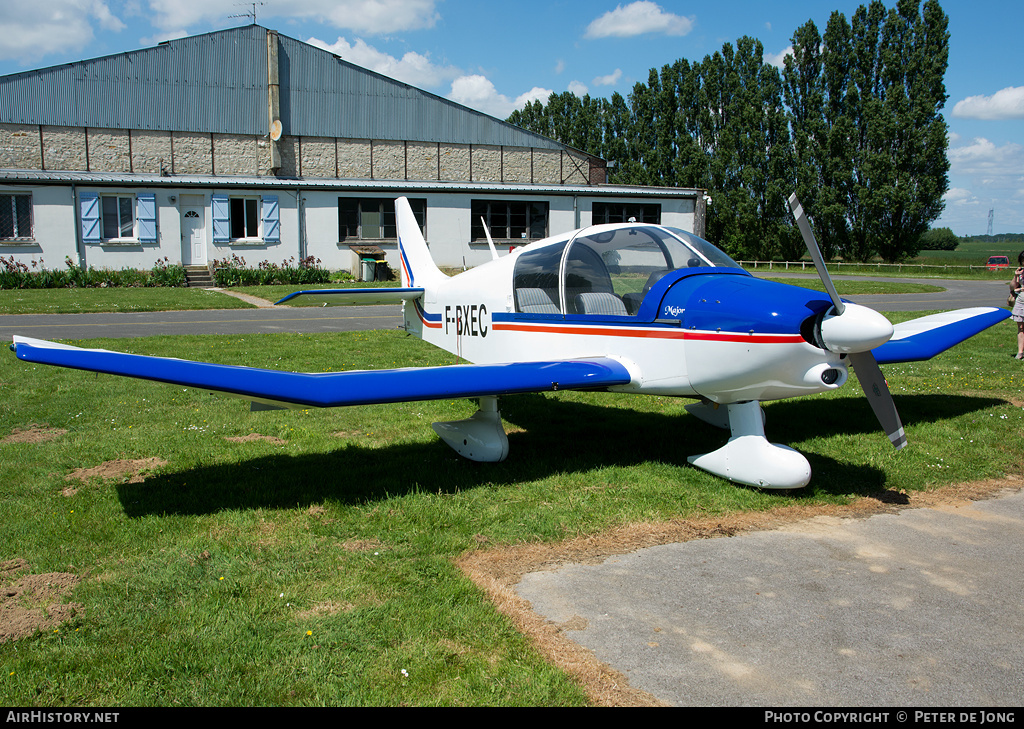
[0,301,404,341]
[755,272,1011,312]
[518,488,1024,707]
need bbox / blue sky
[0,0,1020,236]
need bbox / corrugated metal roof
[0,25,578,152]
[0,168,698,198]
[0,26,267,134]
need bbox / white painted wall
[1,184,700,279]
[0,185,76,269]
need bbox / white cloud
[948,137,1024,182]
[593,68,622,86]
[764,46,793,69]
[935,138,1024,233]
[567,80,589,97]
[139,29,188,47]
[146,0,440,35]
[942,187,976,206]
[306,36,459,88]
[952,86,1024,120]
[0,1,125,63]
[554,59,565,74]
[515,86,554,108]
[447,75,552,118]
[584,1,695,39]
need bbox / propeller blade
[849,351,907,450]
[787,193,905,451]
[787,193,844,315]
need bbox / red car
[987,255,1009,270]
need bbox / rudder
[396,197,446,289]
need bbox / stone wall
[0,124,41,169]
[0,122,602,187]
[42,126,87,171]
[86,128,131,172]
[213,134,258,176]
[131,130,172,174]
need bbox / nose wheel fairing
[686,400,811,489]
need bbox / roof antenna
[230,1,263,25]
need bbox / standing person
[1012,251,1024,359]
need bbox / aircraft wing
[10,336,632,409]
[872,307,1009,364]
[275,288,423,306]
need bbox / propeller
[787,194,907,450]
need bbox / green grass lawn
[236,280,402,305]
[0,288,256,315]
[1,318,1022,705]
[744,234,1023,280]
[758,277,945,295]
[746,260,1013,280]
[0,277,954,316]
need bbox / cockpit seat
[644,269,669,292]
[574,292,628,317]
[622,292,643,315]
[516,287,560,314]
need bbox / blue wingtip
[873,308,1010,364]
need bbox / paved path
[518,488,1024,707]
[0,301,404,341]
[753,272,1011,312]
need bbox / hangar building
[0,24,705,279]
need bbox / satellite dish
[270,120,282,141]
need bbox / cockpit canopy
[513,224,742,317]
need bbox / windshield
[513,224,740,316]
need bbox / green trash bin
[360,258,376,282]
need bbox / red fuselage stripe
[415,304,803,343]
[415,303,443,328]
[491,322,802,344]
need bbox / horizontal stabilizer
[10,337,632,408]
[275,288,424,307]
[872,307,1009,364]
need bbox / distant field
[919,236,1022,264]
[759,278,944,295]
[740,235,1022,278]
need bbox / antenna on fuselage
[480,217,499,261]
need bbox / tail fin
[396,197,446,289]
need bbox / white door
[181,206,206,265]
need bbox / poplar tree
[699,38,797,260]
[507,1,950,263]
[785,0,949,262]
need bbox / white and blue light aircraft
[10,195,1008,489]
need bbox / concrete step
[184,266,214,288]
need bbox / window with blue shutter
[136,193,157,243]
[80,192,100,243]
[212,194,229,242]
[262,196,280,242]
